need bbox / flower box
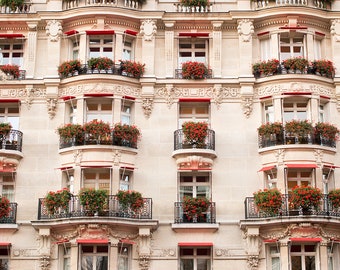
[282,57,309,73]
[58,60,81,78]
[180,0,209,7]
[182,121,208,148]
[182,196,210,221]
[44,188,71,215]
[88,57,114,71]
[83,120,111,143]
[0,122,12,136]
[252,59,280,77]
[119,60,145,78]
[181,61,210,79]
[0,64,20,79]
[0,196,11,219]
[311,59,335,78]
[116,190,144,212]
[253,188,283,216]
[79,188,108,215]
[289,185,322,211]
[112,123,141,148]
[328,189,340,210]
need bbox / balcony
[174,201,216,224]
[244,194,339,219]
[173,3,213,12]
[0,202,17,224]
[0,70,26,80]
[63,0,141,11]
[0,1,32,13]
[253,0,329,10]
[0,130,23,152]
[37,195,152,220]
[174,129,215,151]
[175,69,213,79]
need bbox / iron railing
[59,131,137,149]
[0,130,23,152]
[244,194,339,219]
[174,129,215,151]
[174,201,216,224]
[258,132,336,149]
[38,195,152,220]
[0,203,17,224]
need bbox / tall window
[0,41,24,68]
[61,245,71,270]
[85,99,113,123]
[0,103,19,130]
[286,169,313,192]
[179,172,210,201]
[82,169,111,192]
[122,37,133,61]
[121,99,132,125]
[0,174,15,202]
[283,100,309,122]
[259,35,271,61]
[267,245,280,270]
[118,244,131,270]
[179,102,209,128]
[178,38,208,67]
[180,247,211,270]
[72,40,79,60]
[80,245,108,270]
[0,245,9,270]
[119,168,132,191]
[279,32,305,61]
[263,102,274,123]
[290,243,316,270]
[265,169,277,189]
[88,36,114,59]
[65,99,77,124]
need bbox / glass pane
[197,248,210,256]
[0,259,8,270]
[304,245,316,252]
[291,256,301,270]
[7,116,19,130]
[63,257,70,270]
[101,104,112,111]
[118,256,128,270]
[197,259,209,270]
[96,256,108,270]
[305,256,315,270]
[180,248,194,256]
[180,186,193,199]
[87,104,98,111]
[121,115,130,125]
[288,181,297,190]
[196,186,209,198]
[291,245,301,252]
[272,257,280,270]
[180,259,193,270]
[81,256,93,270]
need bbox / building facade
[0,0,340,269]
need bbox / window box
[87,57,114,72]
[0,64,20,79]
[58,60,81,78]
[119,60,145,78]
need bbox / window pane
[96,256,108,270]
[291,256,301,270]
[197,248,210,256]
[81,256,93,270]
[272,257,280,270]
[0,259,8,270]
[180,259,193,270]
[180,248,194,256]
[197,259,209,270]
[305,256,315,270]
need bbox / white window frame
[179,172,211,201]
[0,245,10,270]
[0,40,24,68]
[119,168,132,191]
[282,99,310,122]
[179,246,212,270]
[79,244,109,270]
[88,35,114,60]
[178,38,209,67]
[289,243,318,270]
[84,98,113,124]
[118,243,131,270]
[122,34,134,61]
[121,99,133,125]
[279,32,306,61]
[65,99,77,124]
[178,102,210,128]
[286,168,314,193]
[0,173,15,202]
[259,34,271,61]
[82,168,112,193]
[266,244,280,270]
[0,102,20,130]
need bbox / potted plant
[0,0,24,11]
[44,188,71,215]
[83,120,111,143]
[112,123,141,148]
[120,60,145,78]
[282,57,309,73]
[182,121,208,148]
[182,196,210,222]
[0,123,12,136]
[58,60,81,78]
[87,57,114,71]
[311,59,335,78]
[253,188,283,216]
[180,0,208,7]
[289,185,322,214]
[314,122,339,146]
[328,189,340,210]
[285,120,313,144]
[79,188,108,215]
[0,64,20,79]
[252,59,280,77]
[116,190,144,212]
[258,122,283,146]
[181,61,210,80]
[0,196,11,219]
[57,123,83,146]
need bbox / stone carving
[247,255,259,270]
[140,19,157,41]
[274,149,285,165]
[314,149,324,165]
[156,86,174,109]
[215,248,246,258]
[331,19,340,42]
[112,150,122,166]
[25,87,35,109]
[237,19,254,42]
[151,248,176,257]
[73,150,83,165]
[242,96,253,118]
[176,155,213,170]
[139,255,150,270]
[46,98,58,119]
[46,20,62,42]
[40,255,51,270]
[142,98,153,118]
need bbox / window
[283,100,309,122]
[279,32,305,61]
[267,245,280,270]
[0,174,15,202]
[263,102,274,123]
[0,103,19,130]
[61,245,71,270]
[179,172,210,201]
[266,170,277,189]
[180,247,211,270]
[0,245,9,270]
[178,38,208,67]
[179,102,209,128]
[290,244,316,270]
[118,243,131,270]
[328,245,333,270]
[80,245,108,270]
[72,40,79,60]
[65,99,77,124]
[122,37,133,61]
[82,169,111,192]
[286,169,313,192]
[119,168,132,191]
[85,99,113,123]
[121,99,132,125]
[259,35,271,61]
[0,40,24,68]
[88,36,114,59]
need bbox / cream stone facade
[0,0,340,270]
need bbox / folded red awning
[0,33,24,38]
[84,93,113,97]
[258,165,276,172]
[0,243,11,246]
[86,30,115,35]
[0,99,20,103]
[122,95,135,100]
[81,165,112,168]
[55,166,74,171]
[178,98,210,103]
[120,166,134,171]
[286,164,318,168]
[124,30,138,36]
[64,30,79,36]
[290,238,322,242]
[179,33,209,37]
[324,165,340,169]
[120,239,136,245]
[77,239,109,244]
[283,92,312,96]
[60,96,76,101]
[178,242,213,247]
[263,239,278,243]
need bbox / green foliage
[79,188,108,214]
[183,196,210,220]
[253,189,283,215]
[44,188,71,215]
[116,190,144,212]
[289,185,322,210]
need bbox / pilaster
[164,22,175,78]
[212,21,223,78]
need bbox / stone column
[138,228,151,270]
[69,242,78,270]
[273,97,282,122]
[140,19,157,77]
[331,19,340,77]
[306,32,315,60]
[109,240,119,270]
[164,22,175,78]
[279,241,289,270]
[319,242,328,269]
[212,21,223,78]
[115,33,124,64]
[78,34,87,64]
[113,98,121,123]
[237,19,254,77]
[45,20,63,78]
[270,33,279,59]
[25,22,38,79]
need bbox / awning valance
[324,165,340,169]
[122,95,136,100]
[124,30,138,36]
[286,164,318,168]
[84,93,113,97]
[77,239,109,244]
[0,99,20,103]
[178,242,213,247]
[258,165,276,172]
[289,238,322,242]
[119,239,136,245]
[86,30,115,35]
[0,243,11,247]
[0,33,24,38]
[81,165,112,168]
[64,30,79,36]
[55,166,74,171]
[178,98,210,103]
[60,96,76,101]
[179,33,209,37]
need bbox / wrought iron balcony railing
[38,195,152,220]
[0,130,23,152]
[258,132,336,149]
[174,201,216,224]
[174,129,215,151]
[0,202,17,224]
[244,194,339,219]
[59,131,137,149]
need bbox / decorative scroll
[237,19,254,42]
[46,98,57,119]
[46,20,62,42]
[140,19,157,41]
[142,98,153,118]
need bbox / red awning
[122,95,136,100]
[257,31,270,36]
[119,239,136,245]
[124,30,138,36]
[86,30,115,35]
[259,95,272,100]
[54,239,70,244]
[179,33,209,37]
[178,242,213,247]
[120,166,134,171]
[178,98,210,103]
[286,164,318,168]
[64,30,79,36]
[0,168,16,173]
[77,239,109,244]
[289,238,322,242]
[84,93,113,97]
[0,99,20,103]
[55,166,74,171]
[279,26,308,30]
[0,243,11,247]
[0,33,24,38]
[324,165,340,169]
[60,96,76,101]
[81,165,112,168]
[258,165,276,172]
[283,92,312,96]
[263,239,278,243]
